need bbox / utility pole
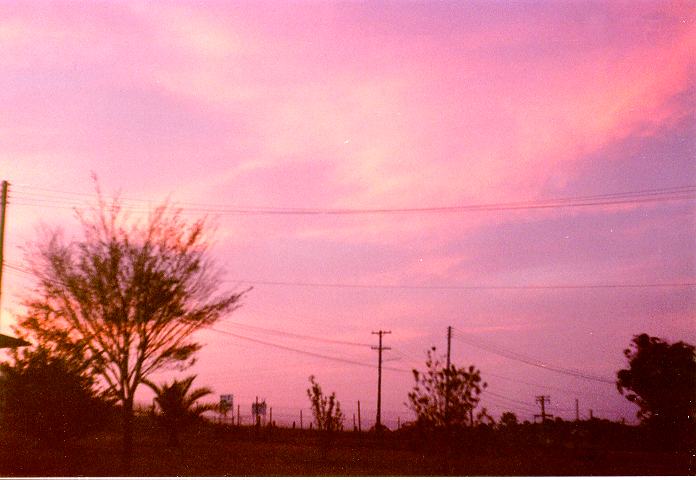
[0,181,8,330]
[445,326,452,426]
[237,404,240,426]
[535,395,550,423]
[575,399,579,422]
[371,330,391,431]
[0,181,30,349]
[357,401,362,433]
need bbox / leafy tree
[407,347,487,429]
[145,375,216,446]
[16,190,248,469]
[307,375,344,432]
[499,411,519,429]
[0,347,113,446]
[616,333,695,445]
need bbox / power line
[451,329,614,384]
[482,391,539,411]
[10,259,692,292]
[9,184,696,216]
[9,192,696,215]
[219,319,372,347]
[382,344,595,405]
[13,183,696,204]
[3,262,36,281]
[207,327,410,374]
[389,347,424,364]
[0,259,673,391]
[453,335,615,384]
[483,371,586,396]
[229,278,696,290]
[213,321,595,401]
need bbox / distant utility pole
[445,326,452,426]
[237,404,240,426]
[0,180,8,329]
[372,330,391,431]
[575,399,579,422]
[535,395,551,423]
[357,401,362,433]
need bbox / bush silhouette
[0,348,112,446]
[306,375,344,433]
[146,375,216,447]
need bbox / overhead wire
[9,184,696,216]
[13,183,696,204]
[207,326,411,374]
[452,328,615,384]
[228,278,696,290]
[0,260,658,392]
[218,319,372,347]
[8,258,691,292]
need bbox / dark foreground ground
[0,418,692,476]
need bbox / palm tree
[145,375,216,446]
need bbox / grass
[0,419,691,476]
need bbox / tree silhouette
[499,411,518,429]
[307,375,344,432]
[16,187,248,470]
[617,333,695,449]
[407,346,487,429]
[145,375,216,446]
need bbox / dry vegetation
[0,415,690,476]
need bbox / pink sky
[1,1,694,427]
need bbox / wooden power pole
[0,181,8,329]
[535,395,550,423]
[445,326,452,426]
[357,401,362,433]
[371,330,391,431]
[0,180,30,348]
[575,399,579,421]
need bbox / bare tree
[17,190,248,471]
